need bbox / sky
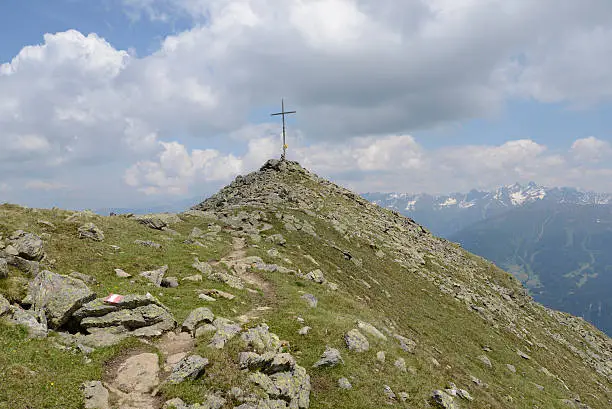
[1,0,612,210]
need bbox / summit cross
[271,98,296,161]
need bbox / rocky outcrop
[72,294,176,345]
[23,270,96,329]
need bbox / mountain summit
[0,159,611,408]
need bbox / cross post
[271,98,296,161]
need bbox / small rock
[301,294,318,308]
[478,355,492,367]
[267,248,280,258]
[298,326,311,335]
[305,269,325,284]
[140,265,168,286]
[517,349,532,360]
[431,389,458,409]
[82,380,110,409]
[0,258,8,278]
[394,357,407,372]
[115,268,131,278]
[134,240,162,249]
[167,355,209,384]
[313,347,343,368]
[199,294,216,302]
[383,385,396,400]
[356,320,387,341]
[376,351,386,363]
[506,364,516,373]
[0,294,10,316]
[398,392,409,402]
[338,377,352,389]
[78,223,105,242]
[344,329,369,352]
[161,277,179,288]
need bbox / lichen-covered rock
[209,317,242,349]
[4,255,40,276]
[394,334,416,353]
[240,352,296,374]
[394,357,407,372]
[78,223,105,242]
[344,329,370,352]
[9,231,44,261]
[140,265,168,286]
[80,304,173,331]
[313,347,343,368]
[69,272,98,285]
[167,354,209,384]
[193,258,244,289]
[161,276,179,288]
[24,270,96,329]
[241,323,282,353]
[182,307,215,335]
[478,355,492,368]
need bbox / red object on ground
[104,293,124,304]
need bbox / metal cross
[271,98,296,161]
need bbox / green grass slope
[0,160,611,409]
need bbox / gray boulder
[167,355,209,384]
[182,307,215,335]
[140,265,168,286]
[134,216,167,230]
[313,347,343,368]
[25,270,96,329]
[4,255,40,276]
[161,277,179,288]
[344,329,370,352]
[78,223,105,242]
[9,231,44,261]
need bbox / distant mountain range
[364,183,612,335]
[364,182,612,237]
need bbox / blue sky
[1,0,612,209]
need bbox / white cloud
[571,137,612,163]
[125,133,278,194]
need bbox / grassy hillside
[1,160,611,408]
